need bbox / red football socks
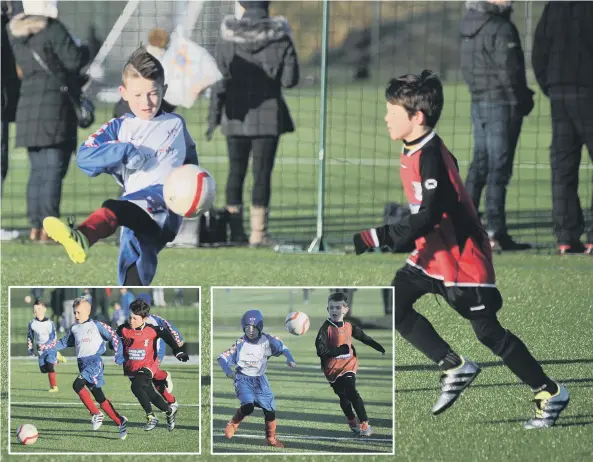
[77,388,99,415]
[100,400,122,425]
[78,207,118,246]
[48,372,57,387]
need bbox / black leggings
[331,373,368,422]
[225,136,279,207]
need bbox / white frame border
[7,285,203,456]
[209,285,396,456]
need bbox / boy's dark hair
[385,70,444,128]
[328,292,349,305]
[72,297,89,309]
[122,46,165,86]
[130,298,151,318]
[33,298,45,307]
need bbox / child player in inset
[117,298,189,432]
[218,310,296,448]
[315,292,386,436]
[27,299,66,392]
[42,46,199,285]
[353,70,569,429]
[55,297,128,439]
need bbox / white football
[16,424,38,445]
[163,165,216,218]
[285,311,310,336]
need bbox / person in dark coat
[207,0,299,247]
[1,1,21,240]
[532,1,593,255]
[8,0,90,242]
[460,0,534,251]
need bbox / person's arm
[206,40,229,140]
[48,19,90,73]
[354,146,448,254]
[531,4,551,96]
[280,35,299,89]
[217,340,240,378]
[77,118,147,177]
[268,335,296,366]
[152,325,189,362]
[315,325,350,358]
[180,117,199,166]
[54,329,75,351]
[351,324,385,354]
[491,21,534,113]
[27,322,34,356]
[96,321,123,364]
[150,315,184,347]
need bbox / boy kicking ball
[353,70,569,428]
[43,46,199,285]
[316,292,386,436]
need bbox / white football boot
[91,412,104,431]
[118,416,128,440]
[524,382,569,429]
[432,357,481,415]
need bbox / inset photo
[211,287,394,455]
[9,287,201,455]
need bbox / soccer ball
[285,311,310,336]
[16,424,38,445]
[163,165,216,218]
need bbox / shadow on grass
[395,358,593,373]
[213,391,391,407]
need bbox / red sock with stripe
[48,372,57,387]
[100,400,122,425]
[154,383,176,404]
[78,207,118,246]
[77,388,99,414]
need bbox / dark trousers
[226,136,279,207]
[465,101,523,238]
[27,141,73,228]
[1,119,8,192]
[549,87,593,245]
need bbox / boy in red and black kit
[316,292,385,436]
[117,298,189,431]
[353,70,568,429]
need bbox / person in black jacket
[1,1,21,240]
[460,0,534,251]
[532,2,593,255]
[207,0,299,247]
[8,0,90,242]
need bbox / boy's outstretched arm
[268,335,296,366]
[351,325,386,355]
[353,147,447,254]
[150,315,184,347]
[77,118,147,177]
[96,321,124,364]
[151,325,189,362]
[315,327,350,358]
[54,329,75,351]
[217,342,239,378]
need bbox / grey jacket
[8,13,89,148]
[208,8,299,137]
[460,1,532,107]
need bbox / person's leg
[39,142,72,226]
[262,408,284,447]
[225,136,251,243]
[90,386,123,425]
[26,148,44,239]
[342,374,373,436]
[72,376,100,416]
[1,119,9,194]
[249,136,279,246]
[330,377,356,421]
[549,89,584,248]
[465,101,489,212]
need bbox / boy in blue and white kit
[218,310,296,448]
[56,297,128,439]
[27,299,66,392]
[43,46,199,286]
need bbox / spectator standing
[460,0,534,251]
[207,0,299,247]
[532,1,593,255]
[119,288,135,320]
[1,1,21,240]
[8,0,90,242]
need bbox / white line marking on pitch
[11,402,199,407]
[213,433,392,443]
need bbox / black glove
[519,89,535,117]
[337,344,350,356]
[353,229,378,255]
[205,125,216,142]
[175,351,189,362]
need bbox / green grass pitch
[211,288,393,454]
[8,360,200,454]
[2,247,592,460]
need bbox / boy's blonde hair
[121,46,165,87]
